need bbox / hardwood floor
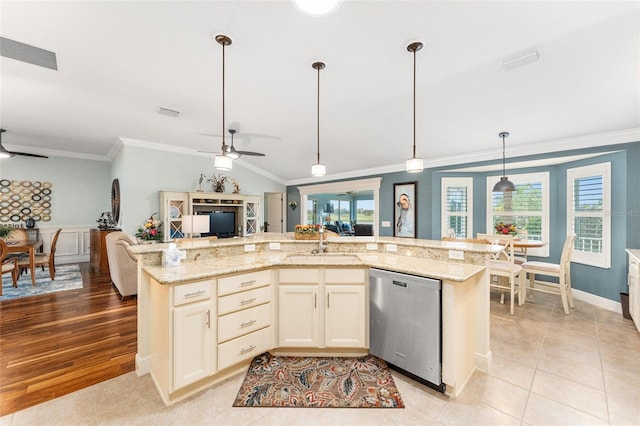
[0,263,137,416]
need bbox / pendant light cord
[412,47,416,159]
[222,42,226,150]
[316,65,321,164]
[501,133,506,177]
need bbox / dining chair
[477,233,523,315]
[5,228,30,259]
[18,228,62,281]
[1,239,19,295]
[513,228,529,264]
[521,234,576,315]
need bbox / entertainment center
[159,191,261,241]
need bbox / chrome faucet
[318,226,328,254]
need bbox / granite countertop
[627,249,640,263]
[143,252,486,285]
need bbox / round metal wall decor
[0,179,53,223]
[111,178,120,223]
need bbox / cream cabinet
[278,268,367,349]
[217,269,273,370]
[159,191,189,241]
[628,251,640,332]
[244,196,261,235]
[149,278,216,403]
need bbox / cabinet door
[173,299,215,390]
[324,285,366,348]
[244,196,260,236]
[160,192,189,241]
[278,285,320,347]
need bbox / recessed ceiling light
[499,49,541,71]
[291,0,342,17]
[156,107,180,118]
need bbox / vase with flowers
[136,213,163,243]
[495,221,517,236]
[208,174,228,193]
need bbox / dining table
[6,239,43,285]
[512,239,547,259]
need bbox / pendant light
[214,34,233,171]
[406,41,424,173]
[311,61,326,177]
[492,131,516,192]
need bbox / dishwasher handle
[392,280,408,288]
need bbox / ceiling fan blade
[0,130,48,158]
[11,151,48,158]
[236,150,265,157]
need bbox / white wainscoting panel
[37,226,91,265]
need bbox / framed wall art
[394,181,416,238]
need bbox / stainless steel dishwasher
[369,268,444,392]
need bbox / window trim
[441,177,473,238]
[486,171,550,257]
[566,162,611,269]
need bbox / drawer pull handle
[240,345,256,355]
[240,297,257,305]
[240,319,256,328]
[184,290,206,298]
[240,279,257,287]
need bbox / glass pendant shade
[406,157,423,173]
[493,176,516,192]
[214,154,233,171]
[311,163,326,177]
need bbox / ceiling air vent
[499,49,541,71]
[156,107,180,118]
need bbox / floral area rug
[233,352,404,408]
[1,263,82,300]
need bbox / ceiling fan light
[406,157,423,173]
[311,163,326,177]
[493,176,516,192]
[214,154,233,171]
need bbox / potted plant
[0,224,14,240]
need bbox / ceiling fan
[199,128,266,158]
[0,129,48,158]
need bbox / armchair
[105,232,138,300]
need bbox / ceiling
[1,1,638,184]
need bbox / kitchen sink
[285,254,361,265]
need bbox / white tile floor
[1,292,638,426]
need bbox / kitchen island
[129,234,503,405]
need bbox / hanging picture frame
[394,182,417,238]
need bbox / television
[200,211,236,238]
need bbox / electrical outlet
[385,244,397,252]
[366,243,378,251]
[269,242,281,250]
[381,221,391,227]
[448,250,464,260]
[244,244,256,252]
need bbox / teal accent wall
[287,141,640,302]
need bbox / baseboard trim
[136,353,151,376]
[572,288,622,313]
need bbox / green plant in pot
[0,224,14,240]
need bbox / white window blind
[487,172,549,257]
[441,177,472,238]
[567,162,610,268]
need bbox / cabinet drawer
[218,285,272,316]
[278,268,320,284]
[218,303,271,343]
[325,268,366,284]
[218,326,272,371]
[218,270,271,296]
[174,280,213,306]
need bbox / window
[487,172,549,257]
[567,162,611,268]
[356,199,374,224]
[441,178,473,238]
